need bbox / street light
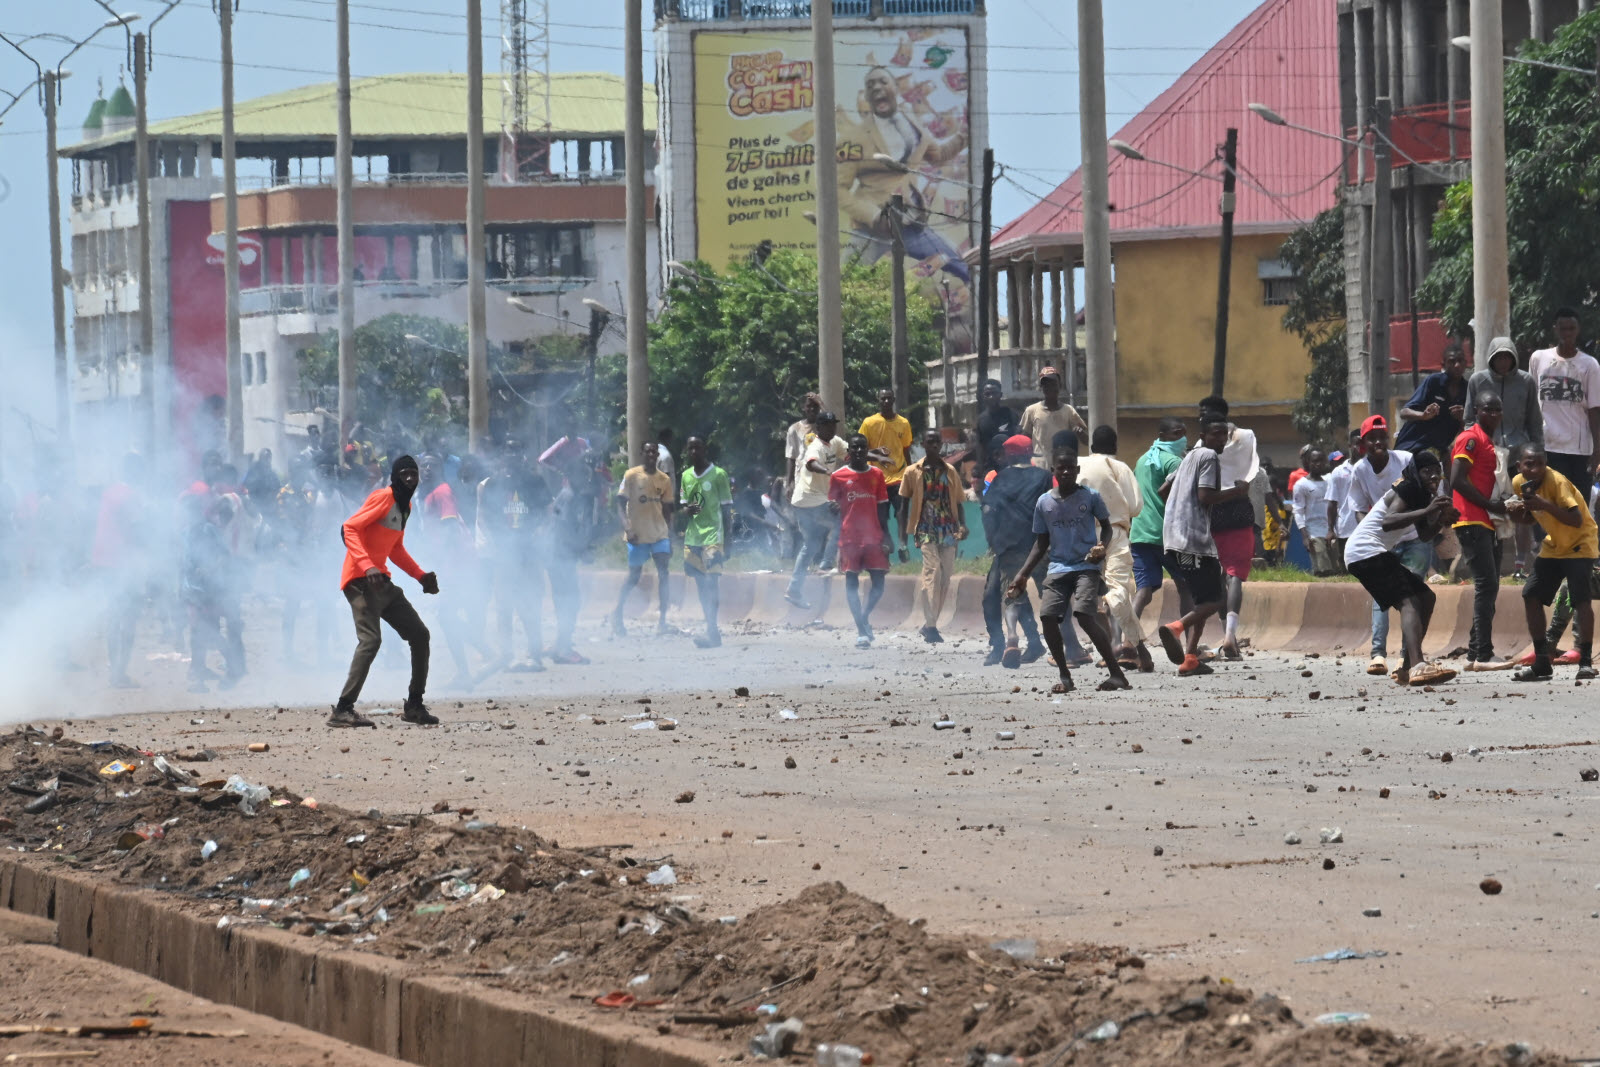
[1247,101,1367,147]
[1450,35,1598,76]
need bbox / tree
[596,248,942,475]
[1416,11,1600,346]
[297,313,469,453]
[1280,204,1349,445]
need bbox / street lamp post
[1468,0,1511,364]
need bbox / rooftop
[990,0,1339,256]
[64,71,656,155]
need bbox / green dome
[104,85,135,119]
[82,97,106,130]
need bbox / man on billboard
[838,66,970,285]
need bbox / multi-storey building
[62,71,658,460]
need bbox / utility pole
[587,306,605,428]
[889,194,909,412]
[134,32,154,453]
[812,0,844,416]
[624,0,649,463]
[1469,0,1510,367]
[220,0,243,462]
[1370,97,1394,415]
[1211,127,1237,397]
[336,0,358,453]
[467,0,490,452]
[1078,0,1117,432]
[975,147,994,388]
[43,70,70,445]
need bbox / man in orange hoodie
[330,455,440,727]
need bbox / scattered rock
[783,756,797,770]
[675,791,696,804]
[1440,751,1454,763]
[1480,878,1503,896]
[431,800,451,813]
[498,863,530,893]
[1284,832,1302,845]
[1323,858,1335,870]
[734,687,749,697]
[1379,787,1391,799]
[1131,743,1144,754]
[1581,767,1599,783]
[1307,691,1321,700]
[1362,907,1382,918]
[1304,784,1317,793]
[1153,846,1164,856]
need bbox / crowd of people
[7,306,1599,720]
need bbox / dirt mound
[0,728,1562,1066]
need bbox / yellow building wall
[1111,232,1311,460]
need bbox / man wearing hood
[330,455,441,728]
[1466,336,1544,576]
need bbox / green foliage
[1280,204,1349,445]
[297,313,469,452]
[597,248,941,474]
[1417,11,1600,346]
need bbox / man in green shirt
[1130,418,1192,622]
[680,435,734,649]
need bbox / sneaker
[402,700,439,725]
[549,651,590,665]
[1408,662,1458,686]
[1366,655,1388,676]
[920,626,944,644]
[854,634,872,649]
[1020,643,1047,664]
[1157,622,1185,665]
[328,705,376,728]
[1513,662,1553,683]
[1000,645,1021,669]
[1578,664,1597,681]
[784,591,811,610]
[694,633,723,649]
[983,647,1004,667]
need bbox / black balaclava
[391,454,419,519]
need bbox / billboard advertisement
[694,25,974,349]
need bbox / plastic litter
[98,760,136,777]
[628,973,651,987]
[814,1043,872,1066]
[749,1016,803,1059]
[241,897,277,912]
[288,868,312,890]
[778,708,799,720]
[990,938,1037,961]
[223,774,271,815]
[151,755,189,784]
[631,720,658,731]
[414,903,447,915]
[443,878,477,899]
[1087,1020,1120,1042]
[200,840,218,861]
[1315,1012,1371,1025]
[981,1056,1022,1066]
[645,864,677,886]
[1295,947,1388,964]
[23,792,58,815]
[995,731,1015,741]
[1283,832,1302,845]
[467,884,506,905]
[933,720,956,730]
[1319,826,1343,844]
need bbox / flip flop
[1157,623,1184,665]
[1178,660,1213,677]
[1096,676,1132,691]
[1050,679,1076,694]
[594,992,636,1009]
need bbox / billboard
[693,26,974,349]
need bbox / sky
[0,0,1265,464]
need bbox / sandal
[1096,676,1132,691]
[1050,678,1076,694]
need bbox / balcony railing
[1386,311,1451,376]
[1344,100,1471,183]
[232,170,626,191]
[665,0,972,19]
[239,276,594,317]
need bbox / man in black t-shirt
[974,379,1019,486]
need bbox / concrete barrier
[0,856,720,1067]
[589,569,1537,658]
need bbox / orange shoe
[1178,654,1213,676]
[1158,621,1185,665]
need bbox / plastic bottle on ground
[815,1043,873,1066]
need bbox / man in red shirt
[1449,392,1510,670]
[828,434,892,649]
[331,455,441,727]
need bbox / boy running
[1155,417,1245,676]
[1008,442,1132,693]
[1506,444,1600,681]
[612,441,676,637]
[1343,451,1458,686]
[681,436,733,649]
[829,433,892,648]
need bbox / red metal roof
[991,0,1341,257]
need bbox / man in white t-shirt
[1324,430,1363,568]
[1291,448,1335,575]
[785,411,849,609]
[1019,366,1088,468]
[1528,307,1600,500]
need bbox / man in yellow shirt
[1507,443,1599,681]
[860,387,915,560]
[610,441,676,637]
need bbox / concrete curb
[594,569,1537,657]
[0,856,719,1067]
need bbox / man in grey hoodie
[1465,336,1543,574]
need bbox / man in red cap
[1342,414,1413,676]
[1020,367,1086,469]
[979,434,1055,666]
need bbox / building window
[242,351,254,386]
[1262,278,1297,307]
[256,352,268,384]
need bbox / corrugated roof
[65,72,655,152]
[992,0,1340,255]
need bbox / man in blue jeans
[786,411,848,609]
[981,435,1062,667]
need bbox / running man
[1130,417,1190,624]
[681,435,733,649]
[330,455,440,727]
[860,387,915,559]
[612,441,676,637]
[1008,441,1132,694]
[829,433,892,648]
[1507,444,1599,681]
[1155,416,1244,676]
[981,434,1053,667]
[1077,425,1151,671]
[1198,396,1258,660]
[900,427,968,642]
[1344,451,1457,687]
